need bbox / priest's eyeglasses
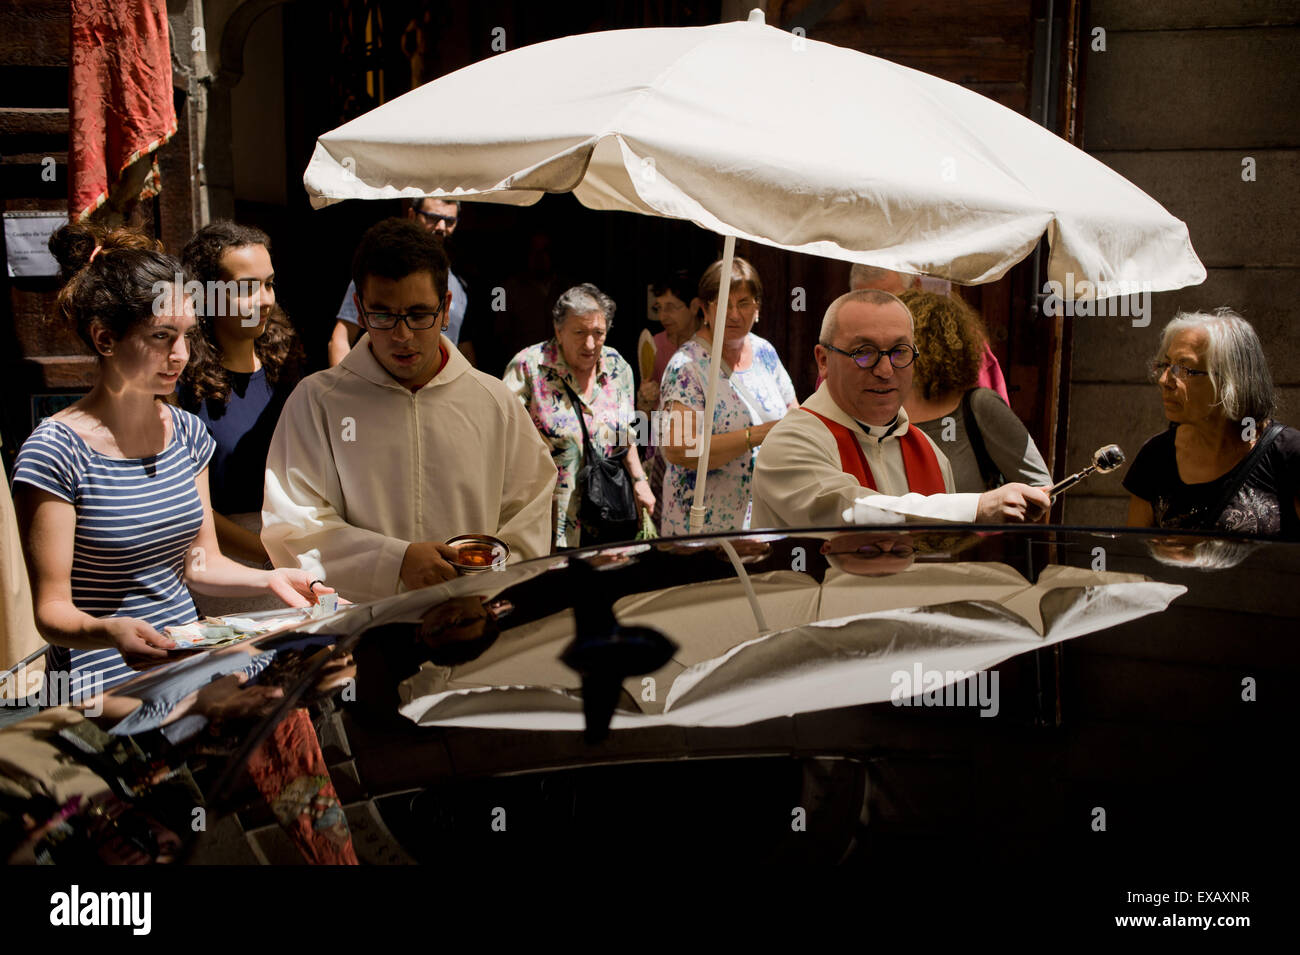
[827,541,917,558]
[821,341,918,370]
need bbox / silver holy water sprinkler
[1049,444,1125,500]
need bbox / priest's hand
[400,542,461,590]
[976,483,1051,523]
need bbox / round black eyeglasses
[820,342,918,370]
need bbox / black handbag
[559,378,638,544]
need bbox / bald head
[849,264,919,296]
[820,288,914,343]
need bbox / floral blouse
[504,339,636,548]
[659,333,796,535]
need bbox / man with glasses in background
[752,289,1049,528]
[329,197,477,367]
[263,218,556,602]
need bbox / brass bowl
[445,534,510,575]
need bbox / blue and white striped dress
[13,404,216,701]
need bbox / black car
[1,525,1291,919]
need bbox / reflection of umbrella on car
[393,541,1186,731]
[303,9,1205,532]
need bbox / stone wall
[1065,0,1300,525]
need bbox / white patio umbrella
[303,9,1205,533]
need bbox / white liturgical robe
[751,384,981,529]
[262,334,557,602]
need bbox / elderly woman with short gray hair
[1124,308,1299,539]
[505,283,655,548]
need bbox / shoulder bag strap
[728,370,781,424]
[961,388,1003,489]
[558,378,596,461]
[691,336,768,426]
[1207,420,1283,519]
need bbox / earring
[102,348,113,356]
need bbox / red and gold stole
[802,408,946,495]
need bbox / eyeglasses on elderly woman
[1149,360,1210,382]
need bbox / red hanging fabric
[802,408,946,495]
[69,0,177,222]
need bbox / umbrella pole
[718,539,769,635]
[688,234,735,535]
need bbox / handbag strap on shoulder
[1208,420,1284,519]
[961,388,1002,489]
[559,377,595,457]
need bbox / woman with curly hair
[899,289,1049,493]
[178,221,305,570]
[11,224,323,702]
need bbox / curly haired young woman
[176,221,305,570]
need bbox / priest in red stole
[752,290,1050,528]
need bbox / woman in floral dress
[505,284,655,548]
[658,257,798,535]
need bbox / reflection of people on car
[97,643,278,739]
[0,714,188,864]
[417,595,501,665]
[821,531,918,577]
[1145,536,1258,571]
[350,596,507,715]
[95,632,348,740]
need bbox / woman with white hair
[1124,309,1299,538]
[505,283,655,548]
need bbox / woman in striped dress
[12,226,323,703]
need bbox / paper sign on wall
[4,211,67,278]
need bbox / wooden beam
[0,108,68,138]
[22,356,98,390]
[0,151,67,165]
[0,1,69,69]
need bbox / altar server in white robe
[263,219,556,603]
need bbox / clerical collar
[854,414,907,443]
